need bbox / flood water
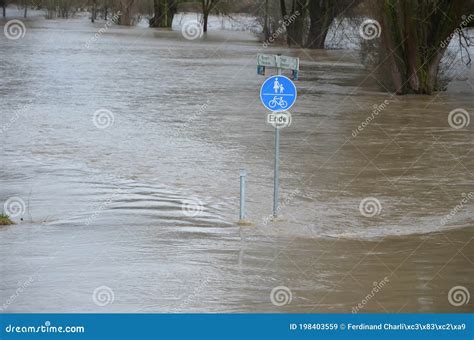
[0,17,473,313]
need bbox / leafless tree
[119,0,137,25]
[371,0,473,94]
[150,0,177,28]
[202,0,217,32]
[280,0,307,46]
[1,0,7,17]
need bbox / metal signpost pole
[273,66,281,218]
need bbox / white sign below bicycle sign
[267,112,292,129]
[260,75,297,112]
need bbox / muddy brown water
[0,17,472,312]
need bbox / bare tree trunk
[150,0,160,27]
[280,0,306,47]
[1,0,6,17]
[279,0,286,20]
[307,0,360,49]
[307,0,333,49]
[91,0,96,23]
[202,0,215,33]
[203,11,208,33]
[162,0,168,26]
[167,0,177,27]
[263,0,269,40]
[119,0,136,26]
[202,0,208,33]
[46,0,55,19]
[150,0,176,28]
[290,0,306,46]
[23,0,27,18]
[377,0,466,94]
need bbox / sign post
[274,67,281,218]
[258,54,299,218]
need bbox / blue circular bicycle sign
[260,75,297,112]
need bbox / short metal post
[239,169,247,221]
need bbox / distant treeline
[2,0,473,95]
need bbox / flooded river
[0,17,473,313]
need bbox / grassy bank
[0,213,14,225]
